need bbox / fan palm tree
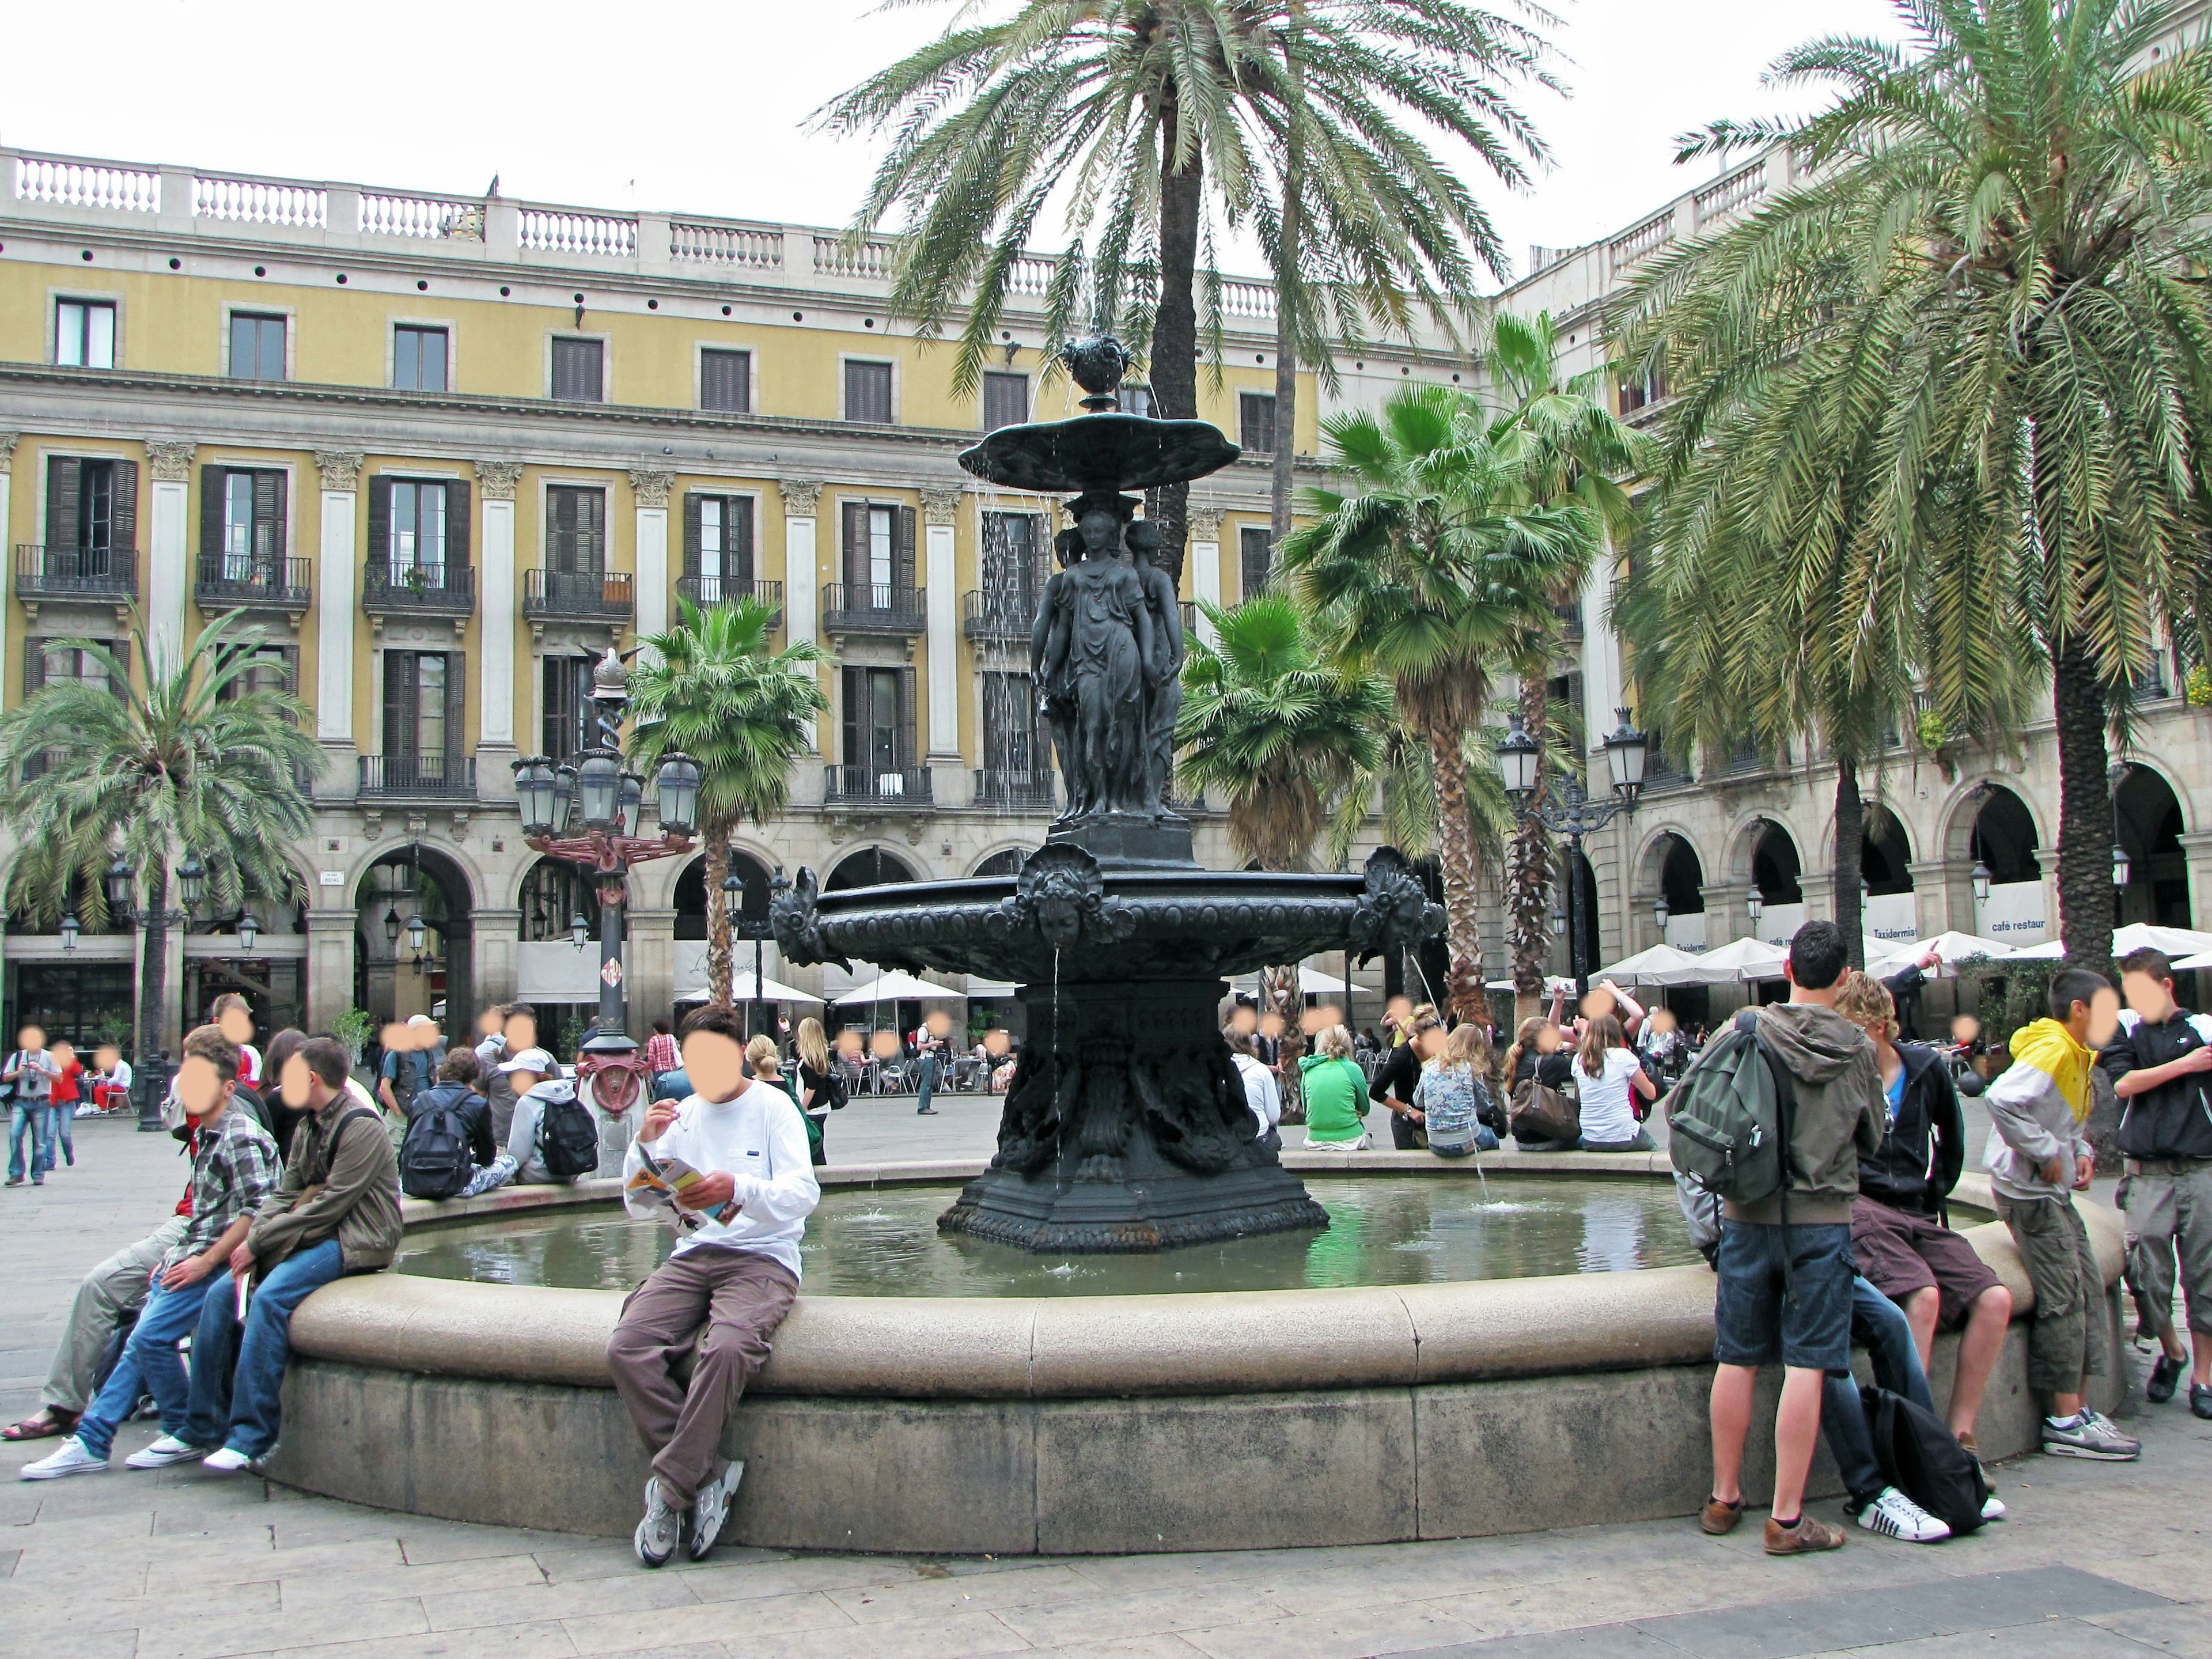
[626,598,829,1009]
[1612,0,2212,967]
[1179,592,1391,1094]
[0,612,319,1092]
[817,0,1556,582]
[1482,309,1648,1012]
[1278,384,1589,1022]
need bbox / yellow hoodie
[1984,1017,2096,1200]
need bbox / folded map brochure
[627,1150,741,1230]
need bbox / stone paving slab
[2,1117,2207,1659]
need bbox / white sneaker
[200,1447,255,1473]
[1980,1493,2008,1521]
[20,1435,108,1480]
[125,1434,209,1469]
[1854,1486,1950,1543]
[634,1476,684,1569]
[687,1460,745,1562]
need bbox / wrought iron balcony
[822,583,926,637]
[524,568,632,623]
[358,753,476,798]
[823,764,933,806]
[363,559,475,618]
[963,589,1039,644]
[14,544,138,603]
[196,554,311,615]
[675,575,782,625]
[972,766,1055,811]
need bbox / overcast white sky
[4,0,1903,291]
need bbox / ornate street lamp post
[512,649,699,1063]
[1497,707,1650,995]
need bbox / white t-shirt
[1574,1047,1645,1145]
[1231,1054,1282,1136]
[621,1079,820,1278]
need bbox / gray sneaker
[687,1460,745,1562]
[2042,1412,2141,1461]
[633,1476,685,1568]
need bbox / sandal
[3,1410,74,1441]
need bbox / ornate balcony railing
[824,765,933,806]
[196,554,311,613]
[358,754,476,798]
[823,584,926,636]
[522,568,632,622]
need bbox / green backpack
[1667,1008,1797,1209]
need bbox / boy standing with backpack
[1695,921,1883,1555]
[1987,968,2139,1460]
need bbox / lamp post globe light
[510,647,699,1064]
[59,911,79,953]
[1972,860,1993,906]
[1747,886,1764,927]
[1495,707,1649,994]
[237,911,260,953]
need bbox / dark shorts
[1713,1220,1856,1372]
[1850,1197,2004,1330]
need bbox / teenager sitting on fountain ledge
[608,1003,820,1569]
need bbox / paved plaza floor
[3,1111,2207,1659]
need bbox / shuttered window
[840,502,915,600]
[55,300,115,369]
[982,372,1028,431]
[981,672,1037,771]
[366,477,469,586]
[217,645,298,701]
[844,359,893,423]
[700,349,751,413]
[382,651,464,762]
[1238,392,1277,455]
[199,467,287,581]
[546,486,605,574]
[228,313,286,381]
[682,494,755,592]
[1239,525,1273,600]
[550,336,604,403]
[393,326,449,392]
[840,665,915,774]
[542,654,595,759]
[980,512,1045,603]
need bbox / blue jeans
[1821,1276,1940,1507]
[915,1054,939,1112]
[222,1240,346,1457]
[54,1103,73,1165]
[73,1270,224,1459]
[1429,1125,1501,1157]
[1713,1219,1857,1371]
[7,1101,55,1181]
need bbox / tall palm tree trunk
[1270,18,1302,548]
[1429,722,1488,1025]
[702,830,734,1012]
[1152,86,1203,590]
[2052,636,2116,969]
[1263,963,1305,1120]
[1508,672,1553,1020]
[137,861,169,1122]
[1832,753,1865,971]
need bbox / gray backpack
[1667,1009,1797,1210]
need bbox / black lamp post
[512,649,699,1058]
[102,848,200,1132]
[1497,707,1649,994]
[732,862,780,1041]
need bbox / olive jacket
[247,1086,403,1272]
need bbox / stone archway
[827,847,918,891]
[2117,765,2191,930]
[353,845,472,1031]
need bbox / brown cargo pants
[605,1244,798,1506]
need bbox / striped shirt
[163,1105,281,1273]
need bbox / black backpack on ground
[1860,1383,1990,1536]
[533,1081,601,1180]
[400,1084,480,1200]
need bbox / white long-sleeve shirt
[620,1078,820,1278]
[1231,1054,1281,1137]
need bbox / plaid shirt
[162,1106,281,1273]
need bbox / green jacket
[1299,1054,1370,1142]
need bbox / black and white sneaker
[1853,1486,1949,1543]
[687,1460,745,1562]
[634,1476,685,1569]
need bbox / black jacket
[1857,1040,1967,1215]
[407,1082,495,1168]
[2099,1010,2212,1161]
[1370,1043,1421,1107]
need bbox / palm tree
[1278,384,1589,1022]
[1481,310,1647,1012]
[1179,592,1389,1102]
[819,0,1556,582]
[0,613,319,1092]
[1613,0,2212,967]
[626,597,828,1010]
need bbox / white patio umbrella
[1687,937,1791,983]
[965,978,1021,998]
[1864,932,2016,978]
[2007,923,2212,964]
[1232,965,1374,997]
[1593,943,1704,986]
[835,969,964,1002]
[672,968,823,1003]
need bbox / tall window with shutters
[200,467,287,584]
[365,476,470,593]
[980,672,1038,775]
[1238,392,1278,455]
[682,494,755,603]
[982,372,1029,431]
[1239,525,1274,600]
[542,654,596,760]
[699,349,751,414]
[546,485,607,599]
[382,650,465,789]
[43,457,137,578]
[22,639,123,778]
[55,300,115,369]
[840,665,915,790]
[839,501,916,614]
[228,312,287,381]
[550,336,605,403]
[216,645,297,702]
[844,359,893,424]
[393,326,449,392]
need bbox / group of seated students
[10,1025,402,1476]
